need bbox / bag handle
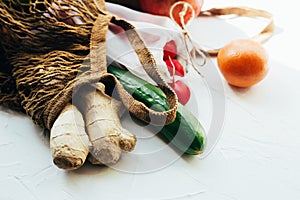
[199,6,274,56]
[89,11,178,126]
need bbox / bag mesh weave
[0,47,22,111]
[0,0,178,130]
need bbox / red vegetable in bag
[165,58,185,77]
[163,40,177,60]
[139,0,204,25]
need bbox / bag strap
[89,11,178,126]
[199,7,274,56]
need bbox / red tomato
[139,0,204,26]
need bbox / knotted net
[0,0,178,130]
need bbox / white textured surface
[1,0,300,199]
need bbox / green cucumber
[108,65,169,112]
[107,65,206,155]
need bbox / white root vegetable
[77,82,136,165]
[50,103,90,170]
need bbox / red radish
[163,40,177,60]
[167,57,191,105]
[139,0,204,26]
[165,57,185,77]
[169,80,191,105]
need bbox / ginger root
[50,82,136,169]
[50,104,90,170]
[77,83,136,165]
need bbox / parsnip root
[50,104,90,170]
[78,83,136,165]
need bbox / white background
[1,0,300,199]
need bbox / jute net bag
[0,46,22,111]
[0,0,180,169]
[0,0,178,130]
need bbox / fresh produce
[217,39,269,88]
[164,52,190,105]
[76,83,137,165]
[167,63,191,105]
[162,40,190,104]
[107,65,170,112]
[163,40,185,77]
[50,83,137,169]
[168,79,191,105]
[50,104,90,170]
[108,65,206,155]
[139,0,204,25]
[163,40,177,60]
[160,102,205,155]
[165,58,185,77]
